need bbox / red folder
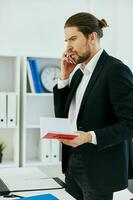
[42,132,78,139]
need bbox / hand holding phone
[60,49,77,80]
[66,54,76,65]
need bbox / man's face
[64,26,92,64]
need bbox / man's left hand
[59,131,92,147]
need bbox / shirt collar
[79,48,103,75]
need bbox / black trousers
[65,150,113,200]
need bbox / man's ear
[88,32,97,44]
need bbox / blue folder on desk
[16,193,59,200]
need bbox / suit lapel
[79,50,108,113]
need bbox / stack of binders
[0,93,17,128]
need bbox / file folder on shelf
[7,93,17,127]
[0,93,6,127]
[28,59,44,93]
[41,139,51,163]
[27,61,35,93]
[51,140,60,163]
[40,117,79,140]
[16,193,59,200]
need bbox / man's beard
[76,52,90,64]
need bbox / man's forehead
[64,26,79,34]
[64,27,80,39]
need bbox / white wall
[0,0,132,69]
[89,0,133,69]
[0,0,89,57]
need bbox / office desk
[0,167,75,200]
[39,165,133,200]
[2,189,133,200]
[0,166,132,200]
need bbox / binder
[7,93,17,127]
[0,93,7,127]
[28,59,44,93]
[41,139,51,163]
[27,61,35,93]
[16,193,59,200]
[51,140,60,163]
[31,59,44,93]
[28,59,39,93]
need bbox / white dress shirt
[58,49,103,145]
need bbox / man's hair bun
[99,19,109,28]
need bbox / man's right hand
[60,49,77,80]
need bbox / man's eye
[71,38,76,41]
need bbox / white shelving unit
[0,55,20,167]
[21,56,61,167]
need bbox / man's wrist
[86,132,92,143]
[60,73,69,80]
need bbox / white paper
[40,117,77,137]
[0,167,48,181]
[114,189,133,199]
[5,178,62,191]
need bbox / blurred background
[0,1,132,198]
[0,0,132,69]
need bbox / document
[0,167,64,194]
[4,178,62,191]
[0,167,48,181]
[40,117,79,139]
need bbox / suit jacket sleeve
[95,63,133,150]
[53,85,69,118]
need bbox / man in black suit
[53,12,133,200]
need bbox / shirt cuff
[58,78,69,89]
[90,131,97,145]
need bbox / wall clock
[41,64,60,92]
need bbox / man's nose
[67,46,73,52]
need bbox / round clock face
[41,65,60,92]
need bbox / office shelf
[21,56,61,166]
[0,56,20,167]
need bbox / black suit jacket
[53,50,133,192]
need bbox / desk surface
[0,166,132,200]
[114,188,133,200]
